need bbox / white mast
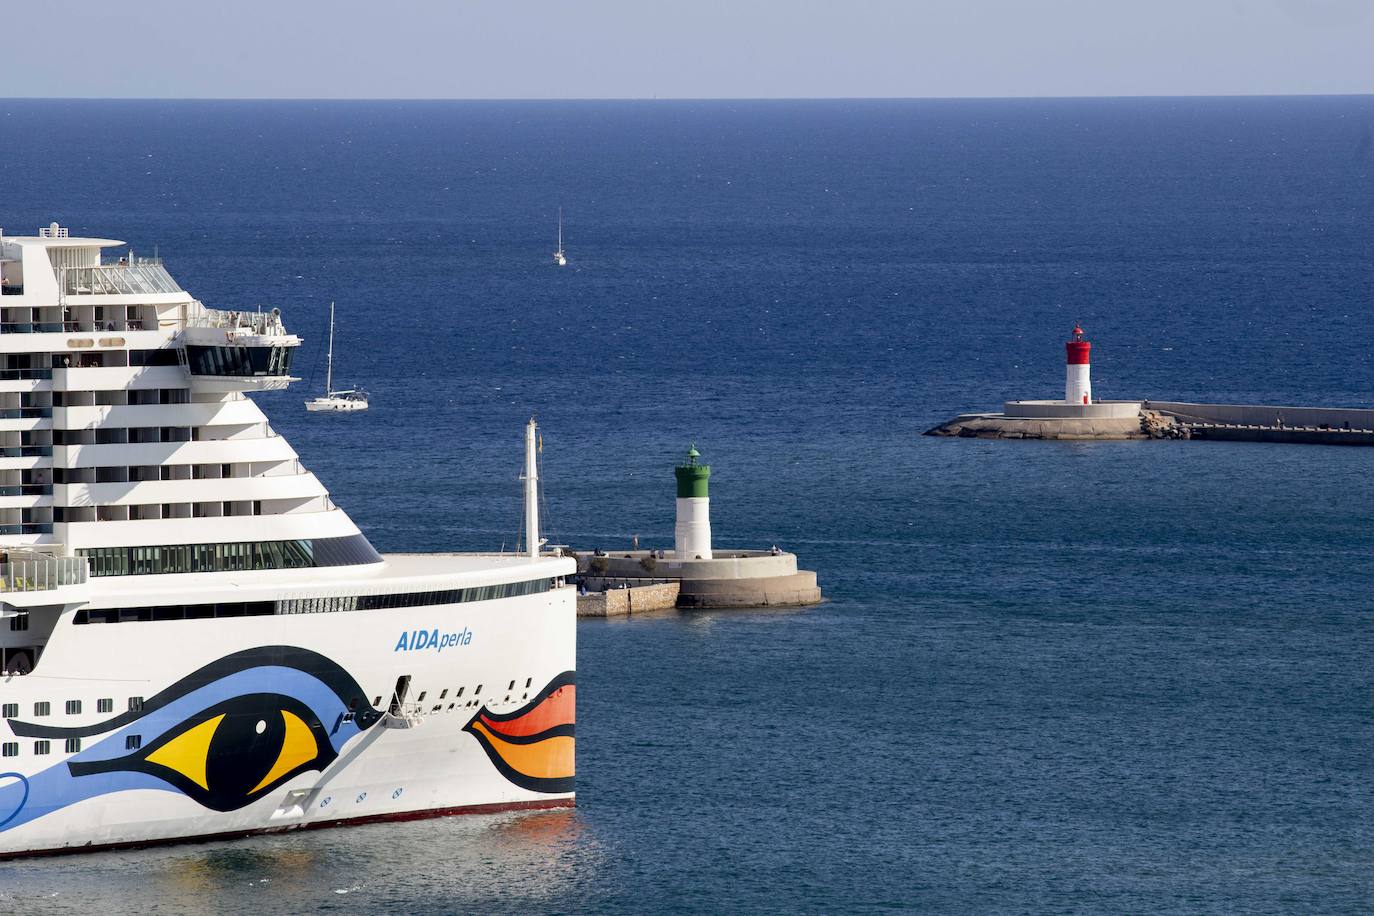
[524,417,540,558]
[557,208,563,252]
[325,301,335,395]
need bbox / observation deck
[61,258,181,297]
[0,550,89,610]
[179,306,302,392]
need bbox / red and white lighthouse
[1065,325,1092,405]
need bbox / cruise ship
[0,224,575,857]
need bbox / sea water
[0,97,1373,913]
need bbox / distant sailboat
[305,302,369,412]
[553,207,567,267]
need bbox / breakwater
[926,400,1374,445]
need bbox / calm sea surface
[1,97,1373,913]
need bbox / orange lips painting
[462,672,575,794]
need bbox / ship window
[525,677,533,689]
[97,698,113,713]
[33,702,49,717]
[508,680,515,691]
[456,687,464,697]
[77,534,379,578]
[1,743,16,758]
[184,345,296,378]
[416,691,427,703]
[33,740,50,755]
[125,735,142,750]
[9,613,28,632]
[0,704,15,718]
[128,696,144,712]
[65,700,81,715]
[65,738,81,753]
[474,685,482,696]
[372,696,382,707]
[439,689,448,700]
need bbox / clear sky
[2,0,1371,99]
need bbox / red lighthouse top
[1066,325,1091,365]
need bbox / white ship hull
[0,558,575,857]
[0,223,572,858]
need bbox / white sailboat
[553,207,567,267]
[305,301,369,412]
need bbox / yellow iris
[143,709,319,796]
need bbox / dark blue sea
[2,96,1374,913]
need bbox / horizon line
[2,92,1373,103]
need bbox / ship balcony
[0,368,52,394]
[53,472,325,508]
[0,486,53,511]
[51,365,185,393]
[52,399,263,431]
[54,434,295,469]
[0,551,89,610]
[0,328,166,353]
[0,408,52,433]
[0,446,52,463]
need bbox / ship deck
[85,552,575,603]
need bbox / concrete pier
[576,581,680,618]
[926,400,1374,445]
[926,399,1148,440]
[575,549,822,611]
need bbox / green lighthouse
[673,445,713,559]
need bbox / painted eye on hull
[463,672,575,794]
[70,693,335,812]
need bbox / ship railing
[380,702,426,729]
[60,319,149,333]
[186,306,290,338]
[0,408,52,420]
[62,261,180,296]
[0,524,54,536]
[0,554,86,592]
[0,485,52,497]
[1,322,67,334]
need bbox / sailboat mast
[557,207,563,251]
[325,301,335,395]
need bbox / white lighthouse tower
[1065,325,1092,406]
[673,445,713,560]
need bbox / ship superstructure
[0,224,575,856]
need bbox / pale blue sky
[2,0,1371,99]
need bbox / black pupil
[202,697,298,797]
